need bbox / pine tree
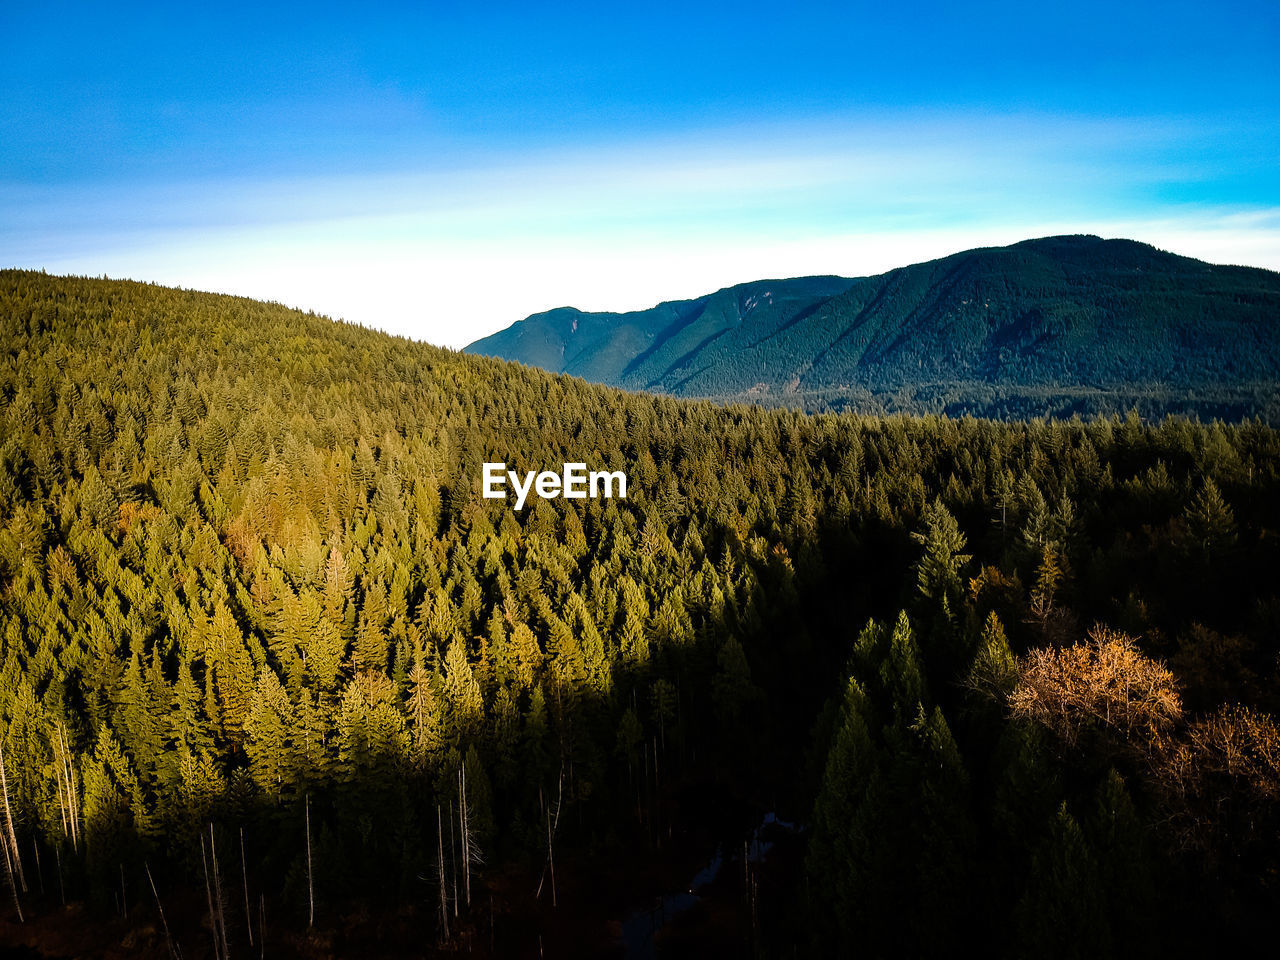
[246,668,294,801]
[292,689,331,789]
[81,729,150,874]
[116,650,164,783]
[337,671,408,784]
[352,577,390,674]
[968,612,1017,698]
[880,611,926,719]
[204,602,256,742]
[406,651,443,773]
[808,676,877,944]
[509,623,542,691]
[911,498,972,606]
[169,655,213,759]
[442,639,483,746]
[1185,477,1237,560]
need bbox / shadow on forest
[7,509,916,959]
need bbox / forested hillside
[465,275,854,391]
[467,236,1280,421]
[2,269,1280,957]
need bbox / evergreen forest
[2,269,1279,957]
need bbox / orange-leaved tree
[1009,625,1182,749]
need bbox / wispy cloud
[6,112,1278,346]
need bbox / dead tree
[240,827,253,948]
[0,822,20,922]
[448,799,457,917]
[305,795,314,929]
[209,826,229,959]
[202,835,222,960]
[459,768,469,908]
[0,742,27,894]
[536,765,563,907]
[436,804,450,941]
[53,725,79,851]
[146,861,180,960]
[457,765,483,910]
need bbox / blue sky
[3,1,1278,346]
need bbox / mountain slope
[465,275,856,389]
[467,236,1280,420]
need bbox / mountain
[467,236,1280,420]
[466,274,855,389]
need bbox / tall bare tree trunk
[305,795,314,929]
[448,799,457,918]
[146,861,178,960]
[202,835,221,960]
[536,767,563,906]
[68,730,80,850]
[210,825,229,959]
[547,808,556,909]
[30,839,42,896]
[437,804,449,942]
[0,742,27,893]
[54,772,68,841]
[1,821,21,922]
[240,827,253,948]
[56,726,79,851]
[459,765,471,909]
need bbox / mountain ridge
[468,274,856,391]
[466,236,1280,421]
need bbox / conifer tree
[406,650,443,774]
[968,612,1017,698]
[352,577,390,673]
[912,498,971,608]
[1185,477,1237,560]
[246,668,294,801]
[442,639,483,745]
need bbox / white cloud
[7,113,1279,347]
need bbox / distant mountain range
[465,236,1280,420]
